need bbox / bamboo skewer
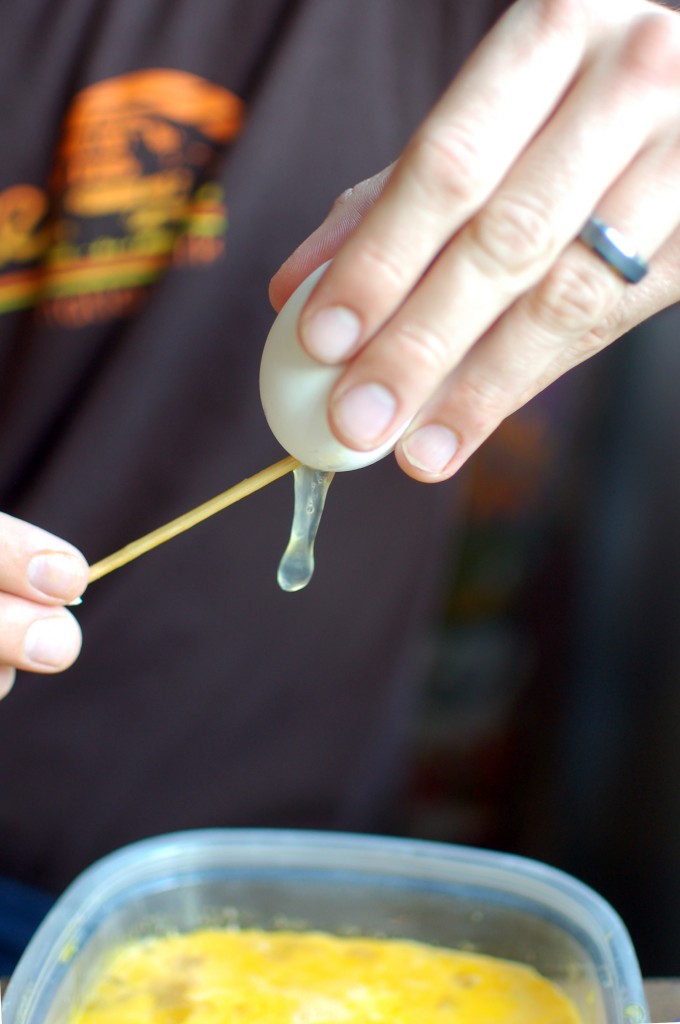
[87,456,300,584]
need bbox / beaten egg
[69,927,582,1024]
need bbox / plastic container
[3,829,647,1024]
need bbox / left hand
[270,0,680,482]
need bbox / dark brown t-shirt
[0,0,505,891]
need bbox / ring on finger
[578,215,649,285]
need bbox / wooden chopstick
[87,455,300,584]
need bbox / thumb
[269,164,395,311]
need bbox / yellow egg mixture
[69,928,582,1024]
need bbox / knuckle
[496,0,586,76]
[530,255,621,335]
[620,10,680,91]
[408,125,484,209]
[455,373,510,434]
[564,325,612,363]
[393,319,453,377]
[530,0,586,44]
[469,191,556,278]
[356,238,412,291]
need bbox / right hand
[272,0,680,484]
[0,513,89,698]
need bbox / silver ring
[578,216,649,284]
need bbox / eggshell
[260,263,405,472]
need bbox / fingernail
[402,424,459,474]
[24,616,81,669]
[0,667,16,698]
[303,306,361,362]
[333,382,397,446]
[27,552,87,602]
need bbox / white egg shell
[260,262,405,472]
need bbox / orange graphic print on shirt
[0,69,245,326]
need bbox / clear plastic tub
[3,829,647,1024]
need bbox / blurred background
[404,302,680,979]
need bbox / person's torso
[0,0,504,891]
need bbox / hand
[0,513,88,698]
[271,0,680,482]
